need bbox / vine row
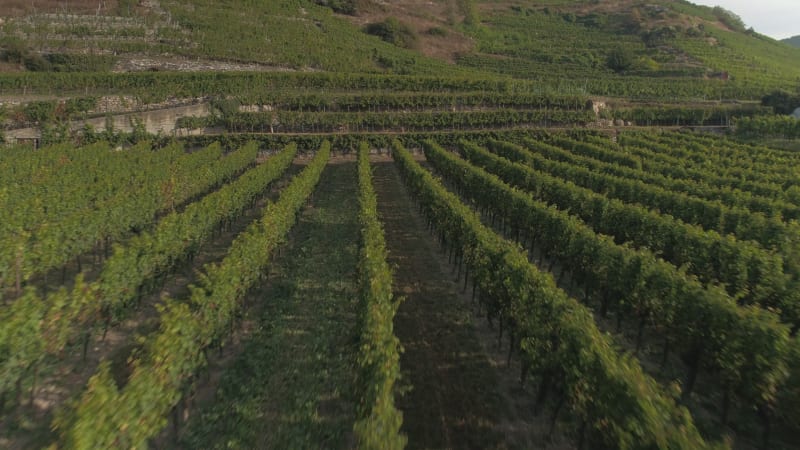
[392,139,716,449]
[54,142,329,449]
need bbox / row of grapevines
[651,132,800,174]
[548,135,643,169]
[237,91,589,113]
[1,142,117,214]
[580,133,787,201]
[458,141,798,328]
[0,71,516,96]
[0,141,183,291]
[1,142,257,294]
[53,142,330,449]
[0,142,297,413]
[684,132,800,161]
[392,139,717,449]
[581,132,799,209]
[521,136,800,221]
[223,109,595,134]
[620,134,800,190]
[542,136,800,257]
[0,142,174,266]
[425,140,793,436]
[99,142,295,324]
[353,142,405,449]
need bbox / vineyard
[0,121,798,449]
[2,0,800,449]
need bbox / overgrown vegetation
[364,17,418,49]
[312,0,363,15]
[762,90,800,115]
[712,6,747,33]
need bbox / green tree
[364,18,418,49]
[606,47,634,73]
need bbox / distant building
[792,107,800,119]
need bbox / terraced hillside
[2,1,800,449]
[1,0,799,97]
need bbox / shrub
[606,47,635,73]
[364,18,418,49]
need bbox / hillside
[784,35,800,48]
[0,0,798,100]
[3,2,800,450]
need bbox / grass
[179,160,361,449]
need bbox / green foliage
[63,97,98,115]
[454,5,800,98]
[155,0,461,74]
[210,97,242,117]
[0,36,28,64]
[556,134,800,282]
[0,142,277,413]
[641,26,678,47]
[43,54,118,72]
[392,139,719,449]
[438,139,794,440]
[458,0,480,27]
[498,136,798,318]
[40,122,71,147]
[223,109,594,133]
[0,141,254,292]
[364,17,419,49]
[21,53,52,72]
[354,142,406,449]
[762,90,800,115]
[0,0,796,98]
[674,27,800,93]
[606,47,635,73]
[712,6,747,33]
[56,142,330,448]
[736,116,800,139]
[0,37,115,72]
[608,104,770,126]
[22,101,56,123]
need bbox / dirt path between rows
[372,158,571,449]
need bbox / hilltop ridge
[784,35,800,48]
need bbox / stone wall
[4,102,211,143]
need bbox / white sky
[690,0,799,40]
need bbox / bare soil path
[371,158,564,450]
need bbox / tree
[606,47,634,73]
[712,6,747,33]
[364,18,418,49]
[762,90,800,115]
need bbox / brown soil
[371,156,574,449]
[341,0,474,63]
[0,1,119,17]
